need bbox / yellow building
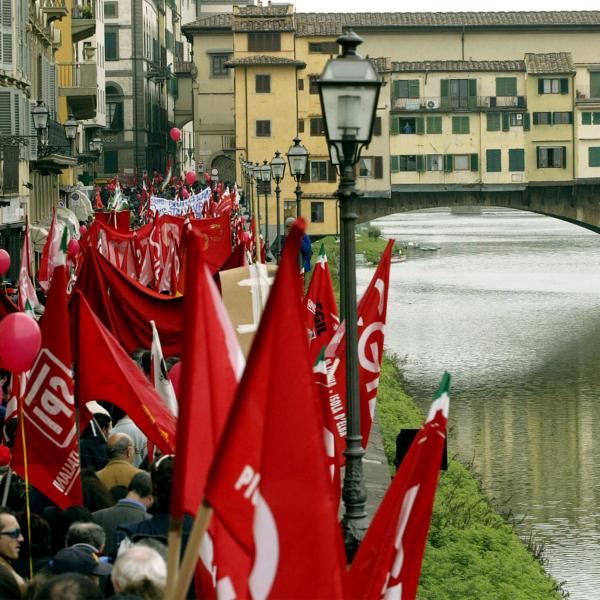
[183,8,600,238]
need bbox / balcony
[174,61,196,77]
[575,87,600,103]
[222,135,236,151]
[72,0,96,43]
[33,118,77,175]
[392,95,526,112]
[41,0,68,24]
[57,62,97,120]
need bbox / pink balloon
[185,171,197,186]
[169,361,182,398]
[0,313,42,373]
[170,127,181,142]
[182,188,190,199]
[0,249,10,276]
[240,216,247,224]
[67,239,80,257]
[79,225,88,236]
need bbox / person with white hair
[111,544,166,599]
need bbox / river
[358,207,600,599]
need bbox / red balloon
[0,313,42,373]
[169,361,182,398]
[79,225,88,236]
[185,171,197,186]
[170,127,181,142]
[242,231,251,242]
[0,249,10,276]
[67,239,80,257]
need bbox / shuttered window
[590,73,600,98]
[0,0,13,71]
[487,113,501,132]
[582,111,600,125]
[589,147,600,167]
[486,149,501,172]
[105,30,119,61]
[298,119,304,133]
[553,112,573,124]
[104,150,119,174]
[373,116,382,136]
[255,74,271,94]
[256,120,271,137]
[248,33,281,52]
[533,112,552,125]
[496,77,517,97]
[452,116,469,134]
[508,149,525,171]
[537,146,566,168]
[392,80,420,99]
[310,117,325,136]
[426,116,442,134]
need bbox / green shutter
[509,149,525,172]
[496,77,517,96]
[502,113,510,132]
[560,78,569,94]
[487,113,500,132]
[486,149,501,172]
[452,116,469,134]
[390,155,399,172]
[392,80,401,99]
[470,153,479,171]
[415,117,424,134]
[589,147,600,167]
[593,112,600,124]
[390,116,399,135]
[468,79,477,108]
[426,116,441,134]
[408,80,420,99]
[562,146,567,168]
[523,112,530,131]
[582,112,592,125]
[440,79,449,108]
[538,79,544,94]
[533,112,539,125]
[416,155,425,172]
[444,154,453,172]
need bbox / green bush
[367,224,382,239]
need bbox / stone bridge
[356,183,600,234]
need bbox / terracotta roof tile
[225,55,306,68]
[524,52,575,74]
[391,60,526,72]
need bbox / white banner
[150,188,212,217]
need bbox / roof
[524,52,575,74]
[391,60,525,72]
[225,55,306,68]
[182,11,600,36]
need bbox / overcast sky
[293,0,599,11]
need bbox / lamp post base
[341,512,370,564]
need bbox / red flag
[325,239,394,448]
[74,292,176,455]
[38,210,63,293]
[170,231,249,598]
[18,218,38,314]
[347,373,450,600]
[0,292,18,320]
[205,219,346,599]
[305,242,339,365]
[12,266,82,509]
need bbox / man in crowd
[111,545,166,598]
[92,472,153,557]
[0,507,25,593]
[96,433,143,489]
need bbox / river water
[358,207,600,599]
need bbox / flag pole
[1,468,12,506]
[164,517,183,600]
[172,500,213,600]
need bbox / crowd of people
[0,349,187,600]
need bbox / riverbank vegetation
[378,355,565,599]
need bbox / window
[486,149,501,172]
[400,118,416,134]
[539,78,569,95]
[211,54,230,77]
[298,119,304,133]
[298,78,304,91]
[308,42,338,54]
[590,72,600,98]
[509,113,524,127]
[553,112,573,124]
[311,202,325,223]
[284,201,295,219]
[393,80,419,99]
[452,116,469,134]
[255,74,271,93]
[533,112,552,125]
[508,149,525,171]
[373,117,382,136]
[104,2,118,17]
[589,147,600,167]
[309,76,319,95]
[582,111,600,125]
[399,155,417,171]
[248,33,280,52]
[104,150,118,174]
[256,120,271,137]
[453,154,470,170]
[487,113,501,132]
[426,154,443,171]
[310,117,325,136]
[358,157,373,177]
[106,85,123,130]
[537,147,566,168]
[310,160,331,182]
[105,30,118,60]
[426,116,442,134]
[496,77,517,97]
[2,147,18,193]
[448,79,471,109]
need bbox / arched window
[106,84,124,130]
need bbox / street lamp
[252,163,262,224]
[259,160,272,260]
[286,137,309,218]
[317,29,381,562]
[64,114,78,155]
[211,167,219,202]
[270,150,286,259]
[31,100,49,146]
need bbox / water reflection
[358,208,600,599]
